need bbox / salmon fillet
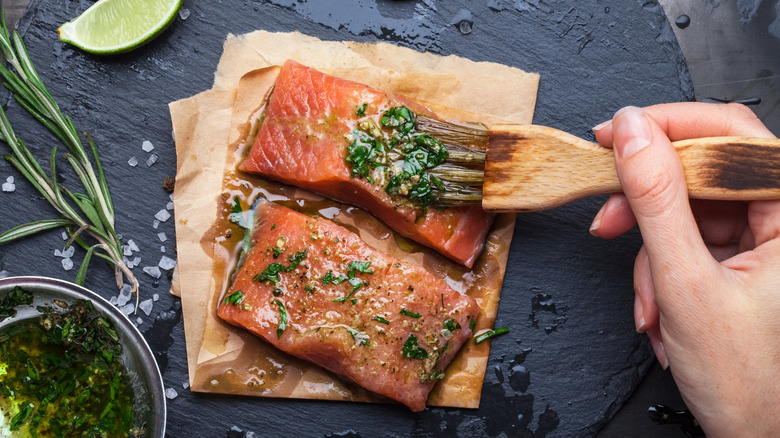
[239,59,494,268]
[217,199,478,411]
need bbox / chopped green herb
[254,263,285,284]
[333,278,363,303]
[322,271,335,285]
[429,367,445,381]
[0,286,33,322]
[231,196,242,214]
[331,274,349,285]
[272,287,284,297]
[304,283,316,292]
[401,334,428,359]
[347,328,368,346]
[334,237,339,243]
[255,247,309,284]
[287,248,309,270]
[468,315,476,331]
[273,300,287,339]
[444,319,461,332]
[372,315,390,325]
[400,308,421,318]
[272,247,284,259]
[348,260,374,275]
[474,327,510,344]
[343,105,450,210]
[271,224,276,230]
[223,290,244,306]
[355,102,368,117]
[348,277,363,292]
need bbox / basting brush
[417,115,780,212]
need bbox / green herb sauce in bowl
[0,277,166,437]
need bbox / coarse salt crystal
[61,231,68,240]
[62,246,75,258]
[166,201,174,211]
[179,8,190,20]
[161,245,166,253]
[128,239,140,252]
[110,296,118,305]
[136,317,143,325]
[117,284,133,306]
[138,299,154,316]
[2,181,15,192]
[55,249,63,257]
[142,140,155,152]
[165,388,178,400]
[128,156,139,167]
[125,257,134,269]
[153,219,160,229]
[143,266,161,279]
[155,210,171,222]
[153,293,160,301]
[158,255,177,271]
[120,303,134,315]
[123,246,133,256]
[61,258,73,271]
[146,153,159,167]
[158,232,167,242]
[182,380,189,389]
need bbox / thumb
[611,106,713,284]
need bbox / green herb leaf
[223,290,244,306]
[254,263,285,284]
[474,327,510,344]
[274,299,287,339]
[10,401,33,430]
[401,334,428,359]
[272,247,283,258]
[429,367,445,381]
[347,328,368,346]
[0,286,33,322]
[468,315,476,331]
[0,218,72,243]
[444,319,461,332]
[348,260,374,275]
[322,271,335,285]
[286,247,308,270]
[400,308,421,318]
[372,315,389,325]
[355,103,368,117]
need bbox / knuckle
[724,103,763,127]
[627,168,679,217]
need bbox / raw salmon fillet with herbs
[217,200,478,412]
[239,59,494,268]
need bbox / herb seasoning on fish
[0,291,137,437]
[346,105,448,210]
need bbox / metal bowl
[0,276,166,437]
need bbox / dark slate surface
[0,1,693,437]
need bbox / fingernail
[592,121,610,133]
[589,203,606,236]
[634,294,646,333]
[650,336,669,370]
[613,106,652,159]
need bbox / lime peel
[57,0,183,55]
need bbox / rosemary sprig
[0,11,138,304]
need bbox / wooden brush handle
[483,125,780,212]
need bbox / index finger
[594,102,776,147]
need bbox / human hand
[589,103,780,436]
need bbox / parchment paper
[170,30,539,409]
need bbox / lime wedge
[58,0,183,54]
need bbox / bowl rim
[0,275,167,437]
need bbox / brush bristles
[417,115,487,205]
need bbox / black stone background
[0,1,694,437]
